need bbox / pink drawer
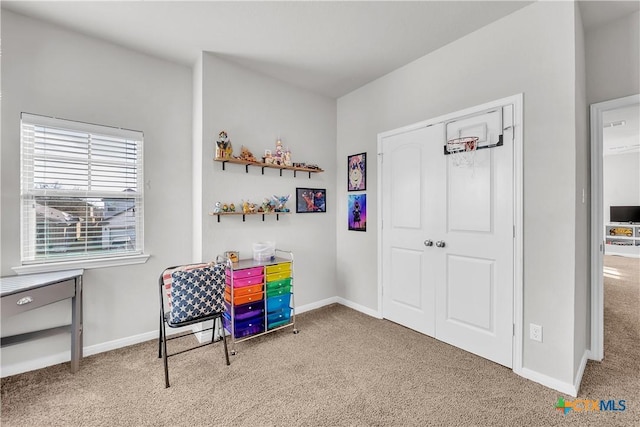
[227,274,264,288]
[226,266,263,280]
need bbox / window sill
[12,254,150,275]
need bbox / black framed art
[347,152,366,191]
[296,188,326,213]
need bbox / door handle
[435,240,446,248]
[424,239,433,247]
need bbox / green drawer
[266,285,292,298]
[266,277,292,291]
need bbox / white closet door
[380,124,444,337]
[434,109,513,368]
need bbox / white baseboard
[518,367,578,397]
[0,325,192,378]
[1,297,385,377]
[335,297,382,319]
[573,350,590,396]
[296,296,339,314]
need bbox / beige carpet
[2,256,638,426]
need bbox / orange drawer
[224,290,264,306]
[232,284,263,297]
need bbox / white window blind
[20,113,144,264]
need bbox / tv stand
[605,223,640,258]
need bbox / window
[20,113,145,266]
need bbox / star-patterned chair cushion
[169,264,225,324]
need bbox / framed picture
[347,152,366,191]
[348,194,366,231]
[296,188,326,213]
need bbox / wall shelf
[209,211,290,222]
[214,158,323,178]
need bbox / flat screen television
[610,206,640,223]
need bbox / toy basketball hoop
[446,136,479,167]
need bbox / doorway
[377,94,523,368]
[589,94,640,361]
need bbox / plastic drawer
[225,290,264,306]
[265,263,291,275]
[266,294,291,313]
[227,274,264,288]
[232,284,263,297]
[225,266,263,280]
[266,283,292,298]
[266,277,292,290]
[267,308,291,329]
[266,271,290,283]
[225,300,265,321]
[223,315,265,338]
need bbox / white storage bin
[253,241,275,262]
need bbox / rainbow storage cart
[223,249,297,354]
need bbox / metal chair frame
[158,263,230,388]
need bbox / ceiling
[2,1,638,99]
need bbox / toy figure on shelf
[242,200,250,214]
[274,138,284,165]
[263,150,273,164]
[283,148,292,167]
[213,201,222,213]
[260,197,272,213]
[272,194,291,212]
[237,145,257,162]
[222,204,229,212]
[216,131,233,159]
[229,203,236,212]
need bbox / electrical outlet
[530,323,543,342]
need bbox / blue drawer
[266,294,291,313]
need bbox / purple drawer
[225,300,265,321]
[223,314,264,338]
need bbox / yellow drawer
[265,263,291,275]
[266,271,290,282]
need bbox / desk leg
[70,275,83,373]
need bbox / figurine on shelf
[242,200,251,214]
[272,194,291,212]
[222,203,229,213]
[237,145,257,162]
[283,148,292,167]
[216,131,233,159]
[260,197,272,213]
[274,138,284,166]
[263,150,273,165]
[213,201,222,213]
[229,203,236,212]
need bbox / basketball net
[446,136,479,168]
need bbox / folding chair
[158,262,230,388]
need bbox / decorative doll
[274,138,283,165]
[213,201,222,213]
[216,131,232,159]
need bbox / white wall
[604,153,640,222]
[1,11,193,373]
[573,2,590,382]
[337,2,580,385]
[198,53,338,308]
[586,11,640,105]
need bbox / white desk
[1,269,83,373]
